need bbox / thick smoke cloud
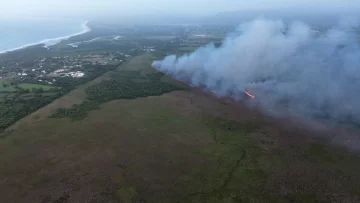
[152,18,360,124]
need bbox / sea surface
[0,18,89,54]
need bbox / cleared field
[18,83,55,91]
[18,92,57,99]
[0,53,359,203]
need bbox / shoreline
[0,21,91,55]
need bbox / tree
[35,88,44,93]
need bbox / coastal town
[0,52,128,85]
[0,51,127,130]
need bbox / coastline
[0,21,91,55]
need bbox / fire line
[164,72,255,99]
[244,91,255,99]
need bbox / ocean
[0,18,89,54]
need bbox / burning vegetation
[244,90,255,99]
[153,18,360,127]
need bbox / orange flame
[164,72,255,100]
[244,91,255,99]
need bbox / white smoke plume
[152,18,360,125]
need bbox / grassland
[0,81,55,93]
[0,53,359,203]
[18,83,55,91]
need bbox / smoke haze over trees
[153,18,360,125]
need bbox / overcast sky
[1,0,359,19]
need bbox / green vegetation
[0,64,118,131]
[86,71,183,102]
[0,22,224,132]
[1,25,359,203]
[1,52,360,203]
[0,80,17,92]
[50,101,100,121]
[18,83,54,91]
[0,96,55,131]
[116,187,137,203]
[0,81,55,94]
[178,117,275,202]
[50,60,187,120]
[3,94,360,202]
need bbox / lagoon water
[0,18,87,53]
